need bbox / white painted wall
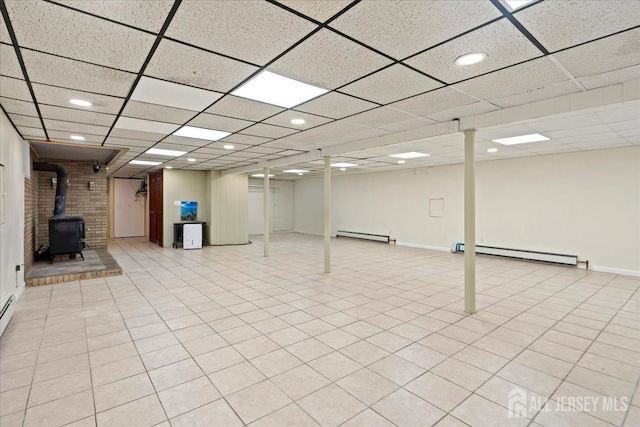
[0,110,26,334]
[294,147,640,275]
[114,178,145,237]
[209,172,248,244]
[248,179,294,235]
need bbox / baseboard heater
[336,230,390,243]
[453,243,578,266]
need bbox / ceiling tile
[330,0,500,59]
[515,0,640,52]
[379,116,437,133]
[103,137,154,148]
[51,0,174,33]
[340,64,442,104]
[269,28,392,90]
[295,92,377,119]
[206,95,284,122]
[578,64,640,91]
[242,123,299,139]
[264,110,333,129]
[166,0,317,65]
[221,134,272,146]
[187,113,254,133]
[454,57,568,101]
[114,117,180,134]
[274,1,352,22]
[21,49,136,96]
[426,101,499,122]
[8,113,41,128]
[110,128,164,142]
[405,19,541,84]
[47,130,103,144]
[0,97,37,117]
[0,76,31,101]
[244,146,284,155]
[44,119,110,136]
[131,76,223,112]
[595,104,640,124]
[7,1,156,72]
[162,135,216,147]
[145,39,258,93]
[388,87,477,117]
[553,29,640,78]
[122,100,195,124]
[346,107,419,128]
[17,126,46,139]
[39,104,115,126]
[0,44,23,78]
[489,80,580,108]
[31,83,124,114]
[0,11,10,43]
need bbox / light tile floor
[1,233,639,427]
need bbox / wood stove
[34,163,86,263]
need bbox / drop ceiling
[0,0,638,180]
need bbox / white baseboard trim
[396,241,451,253]
[592,266,640,277]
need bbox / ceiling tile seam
[100,0,184,147]
[161,36,261,68]
[0,103,27,139]
[489,0,550,55]
[0,78,127,100]
[549,23,640,56]
[44,0,159,36]
[448,87,501,110]
[0,0,49,140]
[547,55,587,92]
[37,102,119,119]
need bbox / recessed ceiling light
[487,148,498,153]
[454,52,487,66]
[130,160,162,166]
[232,70,328,108]
[290,118,306,125]
[165,166,173,169]
[187,158,196,162]
[69,99,92,107]
[145,148,187,157]
[70,135,85,141]
[252,173,275,178]
[284,169,309,173]
[131,76,222,111]
[298,173,304,176]
[504,0,536,10]
[115,117,180,134]
[492,133,549,145]
[397,160,406,164]
[332,163,358,168]
[223,144,235,150]
[389,152,430,159]
[340,168,346,171]
[173,126,231,141]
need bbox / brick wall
[24,151,38,273]
[37,160,108,249]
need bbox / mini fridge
[183,223,202,249]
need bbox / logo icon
[508,388,528,418]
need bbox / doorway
[148,170,163,246]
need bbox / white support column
[324,156,331,273]
[263,168,269,257]
[464,129,476,314]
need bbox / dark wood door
[148,170,163,246]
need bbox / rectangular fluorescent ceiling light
[283,169,309,173]
[173,126,231,141]
[132,76,223,111]
[252,174,275,178]
[231,70,328,108]
[130,160,162,166]
[145,148,187,157]
[504,0,536,10]
[115,117,180,134]
[332,163,358,168]
[389,152,430,159]
[492,133,550,145]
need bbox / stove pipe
[34,162,67,217]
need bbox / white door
[248,187,274,235]
[114,179,145,237]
